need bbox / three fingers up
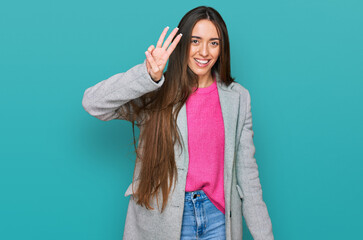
[145,26,183,82]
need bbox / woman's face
[187,19,221,81]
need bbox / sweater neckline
[192,76,217,94]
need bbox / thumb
[146,58,151,72]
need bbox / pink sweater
[185,77,225,214]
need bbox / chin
[189,64,215,77]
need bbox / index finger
[166,33,183,57]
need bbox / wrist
[151,75,161,83]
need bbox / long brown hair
[127,6,235,213]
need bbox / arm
[82,26,182,123]
[82,59,165,122]
[236,90,274,240]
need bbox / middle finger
[162,27,179,50]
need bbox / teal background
[1,0,362,239]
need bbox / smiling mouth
[194,58,211,67]
[194,58,210,64]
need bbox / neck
[197,73,214,88]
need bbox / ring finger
[156,26,169,49]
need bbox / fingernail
[166,26,169,29]
[145,51,150,56]
[179,33,183,37]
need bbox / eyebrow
[191,36,221,41]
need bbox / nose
[199,43,209,57]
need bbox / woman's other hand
[145,26,182,82]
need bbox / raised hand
[145,26,183,82]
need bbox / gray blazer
[82,60,274,240]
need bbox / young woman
[82,6,274,240]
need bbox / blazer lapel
[215,74,240,216]
[175,103,189,170]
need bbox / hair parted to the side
[126,5,235,213]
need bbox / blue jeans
[180,189,226,239]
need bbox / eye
[191,39,199,44]
[211,41,219,46]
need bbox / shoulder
[229,81,249,94]
[223,81,251,102]
[214,71,251,100]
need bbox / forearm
[82,59,164,121]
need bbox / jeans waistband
[184,189,208,202]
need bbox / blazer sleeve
[236,89,274,240]
[82,59,165,122]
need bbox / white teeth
[195,59,209,64]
